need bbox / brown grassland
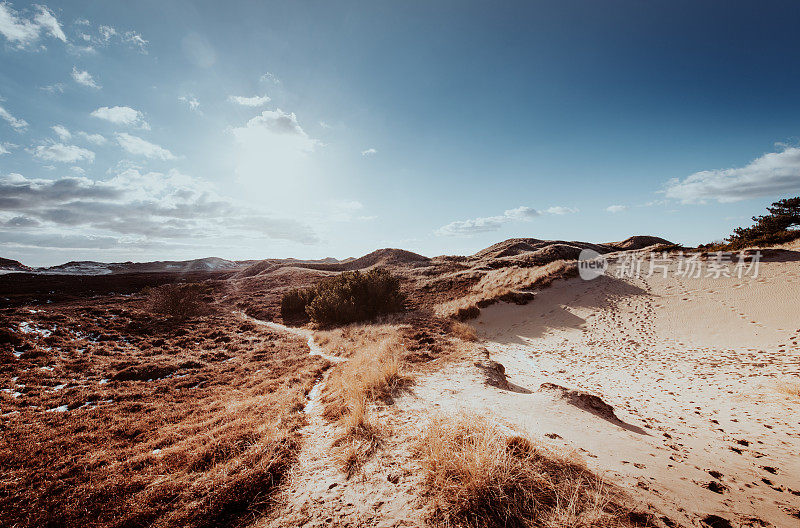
[0,291,327,528]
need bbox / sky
[1,1,800,266]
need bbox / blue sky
[1,1,800,266]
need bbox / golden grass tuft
[320,327,410,474]
[417,414,637,528]
[777,380,800,400]
[435,261,577,320]
[448,320,479,342]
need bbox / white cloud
[91,105,149,128]
[606,205,627,213]
[51,124,71,140]
[115,132,176,160]
[0,170,319,248]
[229,109,320,196]
[71,66,101,89]
[98,24,115,42]
[122,31,148,53]
[0,104,28,131]
[78,131,107,145]
[544,206,579,215]
[436,205,576,236]
[39,83,64,94]
[69,22,148,54]
[665,146,800,203]
[0,143,11,155]
[260,72,280,85]
[0,3,64,48]
[31,142,95,163]
[179,95,200,111]
[227,94,271,107]
[361,148,377,156]
[32,5,65,42]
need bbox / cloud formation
[0,103,28,130]
[30,142,95,163]
[78,131,107,145]
[71,66,101,89]
[665,146,800,203]
[227,94,271,107]
[115,133,176,160]
[51,124,70,140]
[179,95,200,111]
[606,204,627,213]
[91,106,149,128]
[0,3,65,48]
[437,205,576,236]
[361,148,377,156]
[0,171,319,250]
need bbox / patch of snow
[40,366,54,371]
[152,448,162,455]
[19,322,53,338]
[47,405,69,413]
[99,379,109,385]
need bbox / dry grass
[448,320,479,342]
[0,301,327,528]
[435,261,577,320]
[318,326,410,475]
[417,415,640,528]
[777,380,800,400]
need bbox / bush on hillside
[280,287,317,320]
[280,269,405,326]
[145,283,210,320]
[724,197,800,249]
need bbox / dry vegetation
[435,260,577,320]
[318,326,410,475]
[0,297,327,528]
[417,415,642,528]
[778,380,800,400]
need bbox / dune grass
[436,260,577,320]
[319,327,409,475]
[778,380,800,400]
[417,415,639,528]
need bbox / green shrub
[724,197,800,249]
[280,287,317,320]
[281,269,404,326]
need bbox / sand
[405,253,800,527]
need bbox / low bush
[145,283,210,320]
[280,268,405,326]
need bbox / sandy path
[240,314,427,527]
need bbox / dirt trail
[237,313,428,527]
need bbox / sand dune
[407,253,800,527]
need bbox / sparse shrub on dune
[417,415,638,528]
[145,283,211,320]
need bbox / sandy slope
[408,254,800,527]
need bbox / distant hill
[0,257,31,272]
[610,235,674,250]
[233,249,431,278]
